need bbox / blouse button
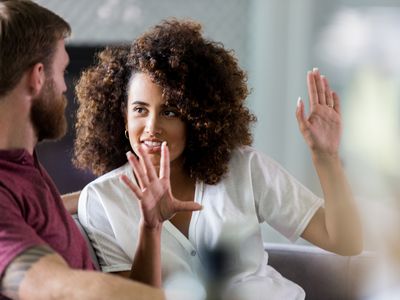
[190,250,197,256]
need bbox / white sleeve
[78,185,133,273]
[250,150,323,242]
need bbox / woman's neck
[170,161,195,202]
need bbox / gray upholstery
[72,214,100,269]
[265,243,375,300]
[72,215,375,299]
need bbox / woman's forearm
[312,153,363,255]
[129,222,163,287]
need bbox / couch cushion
[265,243,376,300]
[72,214,100,269]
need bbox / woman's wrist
[311,151,341,166]
[139,220,163,233]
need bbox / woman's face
[126,73,187,170]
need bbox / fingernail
[297,97,302,107]
[313,67,319,72]
[126,151,132,158]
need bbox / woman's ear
[28,63,45,97]
[123,112,129,140]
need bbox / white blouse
[78,146,323,299]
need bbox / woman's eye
[133,107,146,114]
[163,110,177,117]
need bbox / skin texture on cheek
[126,73,187,171]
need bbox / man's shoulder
[0,167,28,207]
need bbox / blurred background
[35,0,400,256]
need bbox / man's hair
[0,0,71,97]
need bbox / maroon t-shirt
[0,149,96,296]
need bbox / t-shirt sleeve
[0,188,46,277]
[250,150,324,242]
[78,185,133,273]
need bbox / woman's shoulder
[89,163,130,184]
[82,163,131,194]
[231,146,274,165]
[228,146,284,175]
[232,145,259,155]
[79,163,134,216]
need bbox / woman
[74,19,362,299]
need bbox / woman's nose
[144,115,162,135]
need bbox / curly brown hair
[74,19,256,184]
[74,46,131,175]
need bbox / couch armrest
[265,243,376,300]
[72,214,100,270]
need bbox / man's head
[30,39,70,141]
[0,0,71,141]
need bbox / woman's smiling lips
[140,139,163,153]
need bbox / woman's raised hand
[296,68,342,157]
[121,142,202,229]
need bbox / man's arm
[0,245,164,300]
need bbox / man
[0,1,164,299]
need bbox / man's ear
[28,63,46,97]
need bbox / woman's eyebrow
[130,100,149,106]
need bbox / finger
[332,91,341,115]
[159,141,170,179]
[296,97,308,131]
[322,75,334,108]
[313,68,326,105]
[136,145,158,182]
[126,151,149,189]
[173,200,203,213]
[121,174,143,199]
[307,71,318,111]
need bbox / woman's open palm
[296,69,342,156]
[121,142,202,229]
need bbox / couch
[266,243,375,299]
[72,215,375,299]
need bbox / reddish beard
[30,78,68,142]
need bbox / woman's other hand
[296,68,342,158]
